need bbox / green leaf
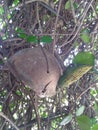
[90,118,97,126]
[7,14,11,19]
[16,90,22,96]
[13,0,19,6]
[60,114,73,125]
[10,103,15,111]
[65,1,71,10]
[77,115,91,130]
[80,29,91,43]
[92,124,98,130]
[94,102,98,115]
[76,105,85,116]
[16,28,25,33]
[18,33,27,39]
[0,105,3,112]
[0,60,4,65]
[73,2,78,9]
[16,28,28,39]
[27,35,38,43]
[73,52,95,66]
[40,36,52,43]
[96,2,98,13]
[0,7,4,15]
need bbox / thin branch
[52,0,62,53]
[59,0,94,48]
[9,0,64,20]
[10,0,48,11]
[76,81,97,102]
[70,0,77,23]
[36,2,43,33]
[0,112,19,130]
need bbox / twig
[9,0,64,20]
[74,79,98,103]
[10,0,48,11]
[59,0,94,47]
[0,112,19,130]
[52,0,62,53]
[29,94,41,130]
[36,2,43,33]
[70,0,77,24]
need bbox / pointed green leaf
[40,36,52,43]
[92,124,98,130]
[76,105,85,116]
[77,115,91,130]
[0,7,4,15]
[60,114,73,126]
[73,52,95,66]
[65,1,71,9]
[80,29,91,43]
[27,35,38,43]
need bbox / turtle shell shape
[7,46,62,98]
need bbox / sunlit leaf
[76,105,85,116]
[73,52,95,66]
[40,36,52,43]
[0,105,2,112]
[16,90,22,96]
[0,7,4,15]
[80,29,91,43]
[9,0,20,7]
[27,35,38,43]
[96,2,98,13]
[92,124,98,130]
[77,115,91,130]
[60,114,73,126]
[7,14,11,19]
[10,103,15,110]
[13,0,19,6]
[65,1,71,9]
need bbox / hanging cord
[38,37,50,73]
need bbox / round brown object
[7,46,62,97]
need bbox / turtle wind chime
[6,45,95,98]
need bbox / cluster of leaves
[60,105,98,130]
[16,28,53,44]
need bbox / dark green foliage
[77,115,91,130]
[73,52,95,66]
